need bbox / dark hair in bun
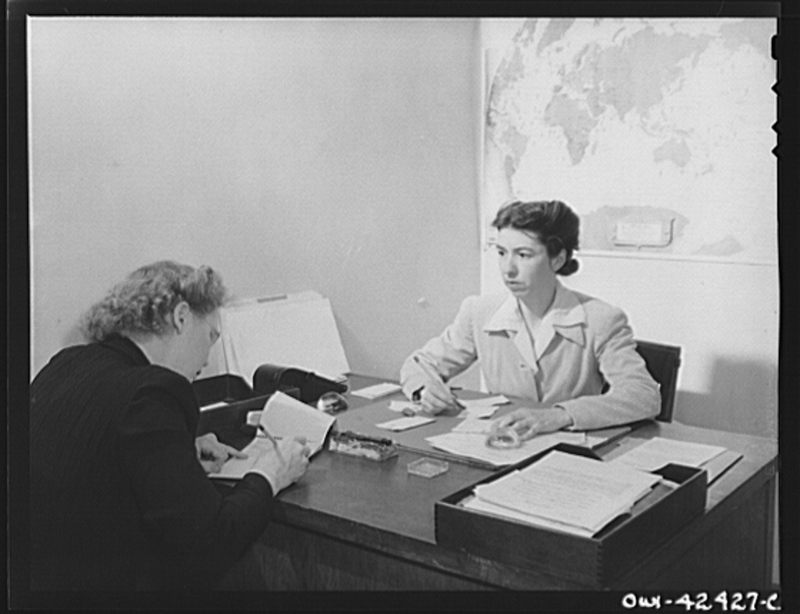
[491,200,580,276]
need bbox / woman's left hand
[195,432,248,474]
[491,407,574,440]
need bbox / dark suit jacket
[30,335,275,590]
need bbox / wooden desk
[207,375,778,591]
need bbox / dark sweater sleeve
[116,373,276,588]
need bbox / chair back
[634,340,682,422]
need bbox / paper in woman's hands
[259,391,336,455]
[210,438,276,480]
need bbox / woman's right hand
[251,436,311,494]
[417,385,462,414]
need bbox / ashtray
[407,457,449,478]
[317,391,349,414]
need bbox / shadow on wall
[62,323,86,349]
[673,357,777,439]
[335,318,377,377]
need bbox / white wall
[30,16,778,438]
[29,17,482,383]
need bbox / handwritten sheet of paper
[473,451,660,534]
[220,294,350,387]
[260,391,336,455]
[376,416,436,431]
[609,437,727,471]
[351,382,403,399]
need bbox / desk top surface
[212,374,777,551]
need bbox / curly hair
[491,200,580,276]
[81,261,228,342]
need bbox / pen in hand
[412,355,465,409]
[256,424,284,458]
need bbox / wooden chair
[634,340,682,422]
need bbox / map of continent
[485,18,776,261]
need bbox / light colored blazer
[400,282,660,431]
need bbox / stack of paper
[425,431,588,466]
[467,451,661,537]
[211,391,336,480]
[609,437,727,471]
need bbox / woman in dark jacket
[30,260,310,590]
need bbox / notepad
[211,437,276,480]
[211,391,336,480]
[259,390,336,456]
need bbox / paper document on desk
[472,451,660,535]
[425,431,587,467]
[462,496,597,538]
[210,393,334,480]
[376,416,436,431]
[450,418,496,434]
[217,292,350,387]
[351,382,403,399]
[449,421,626,450]
[260,390,336,455]
[609,437,727,472]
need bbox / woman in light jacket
[400,200,660,439]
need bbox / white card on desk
[388,400,420,413]
[351,382,403,399]
[461,395,510,407]
[376,416,435,431]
